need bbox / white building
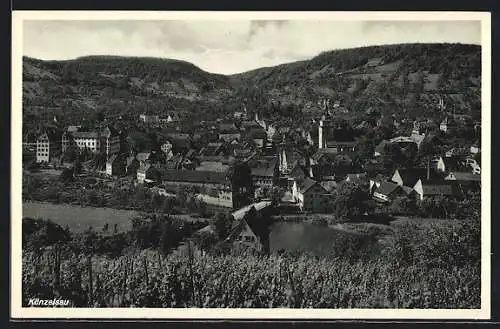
[36,130,61,163]
[62,126,120,160]
[139,113,159,124]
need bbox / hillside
[233,43,481,121]
[22,43,481,134]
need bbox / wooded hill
[22,43,481,134]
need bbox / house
[445,171,481,184]
[160,140,173,155]
[434,156,467,173]
[292,178,332,212]
[248,156,279,189]
[391,168,438,188]
[106,155,124,176]
[139,113,159,124]
[369,174,387,195]
[166,113,180,123]
[413,179,460,200]
[137,163,161,184]
[470,141,481,154]
[439,117,457,133]
[227,218,265,253]
[372,181,404,203]
[125,155,140,176]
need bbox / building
[470,141,481,154]
[137,162,162,184]
[248,156,279,189]
[439,117,457,134]
[434,156,467,173]
[413,179,460,200]
[125,155,140,176]
[445,171,481,184]
[61,126,120,160]
[227,218,265,252]
[292,178,332,212]
[372,181,404,203]
[278,148,305,175]
[160,168,252,210]
[106,155,123,176]
[139,113,159,124]
[374,140,390,157]
[391,168,438,189]
[36,129,62,163]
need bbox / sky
[22,20,481,75]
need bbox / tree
[60,167,75,183]
[334,181,369,221]
[213,212,233,241]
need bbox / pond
[269,221,368,258]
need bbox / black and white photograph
[11,11,491,319]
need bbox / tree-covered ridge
[22,43,481,134]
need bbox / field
[22,249,480,308]
[22,202,211,233]
[23,202,139,233]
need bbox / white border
[11,10,492,320]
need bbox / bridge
[231,201,273,220]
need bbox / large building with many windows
[61,126,120,159]
[36,129,62,163]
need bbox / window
[244,236,253,242]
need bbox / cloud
[22,19,481,74]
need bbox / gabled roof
[418,180,457,196]
[445,172,481,182]
[311,164,335,179]
[393,168,438,187]
[136,152,150,163]
[374,181,401,197]
[290,165,306,179]
[298,178,322,194]
[320,180,338,192]
[160,169,230,185]
[441,156,467,171]
[374,140,390,154]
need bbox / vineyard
[22,248,480,309]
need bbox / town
[20,40,483,309]
[23,95,481,252]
